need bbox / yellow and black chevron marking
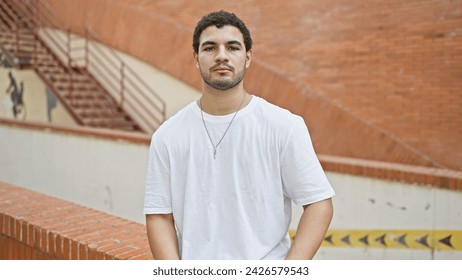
[289,229,462,251]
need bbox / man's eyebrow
[227,40,242,46]
[201,41,216,47]
[200,40,243,47]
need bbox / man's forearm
[146,213,180,260]
[285,198,333,260]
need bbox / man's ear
[245,50,252,68]
[193,50,199,68]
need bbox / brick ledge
[319,154,462,191]
[0,182,152,260]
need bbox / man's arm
[146,213,180,260]
[285,198,333,260]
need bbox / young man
[144,10,334,260]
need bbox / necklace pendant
[200,93,247,161]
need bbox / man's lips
[213,68,231,73]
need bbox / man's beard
[200,64,246,90]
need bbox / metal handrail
[84,26,167,130]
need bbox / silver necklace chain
[199,93,247,159]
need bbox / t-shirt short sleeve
[281,117,335,206]
[144,133,172,214]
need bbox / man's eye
[203,47,214,51]
[228,46,239,51]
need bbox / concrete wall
[0,123,149,224]
[1,122,461,259]
[313,173,462,259]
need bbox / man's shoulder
[253,96,303,126]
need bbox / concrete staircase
[0,0,143,132]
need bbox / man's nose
[215,46,229,62]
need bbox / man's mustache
[210,63,234,72]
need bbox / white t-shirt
[144,95,335,260]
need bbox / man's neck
[199,84,250,116]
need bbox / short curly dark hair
[192,10,252,53]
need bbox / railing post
[34,0,39,27]
[120,62,125,106]
[68,70,73,105]
[14,12,19,65]
[67,28,71,68]
[85,28,89,69]
[32,31,37,69]
[66,28,73,104]
[31,0,37,69]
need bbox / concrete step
[54,82,98,92]
[82,118,138,130]
[75,109,129,120]
[68,99,114,109]
[62,91,114,100]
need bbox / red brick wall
[45,0,462,171]
[0,182,152,260]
